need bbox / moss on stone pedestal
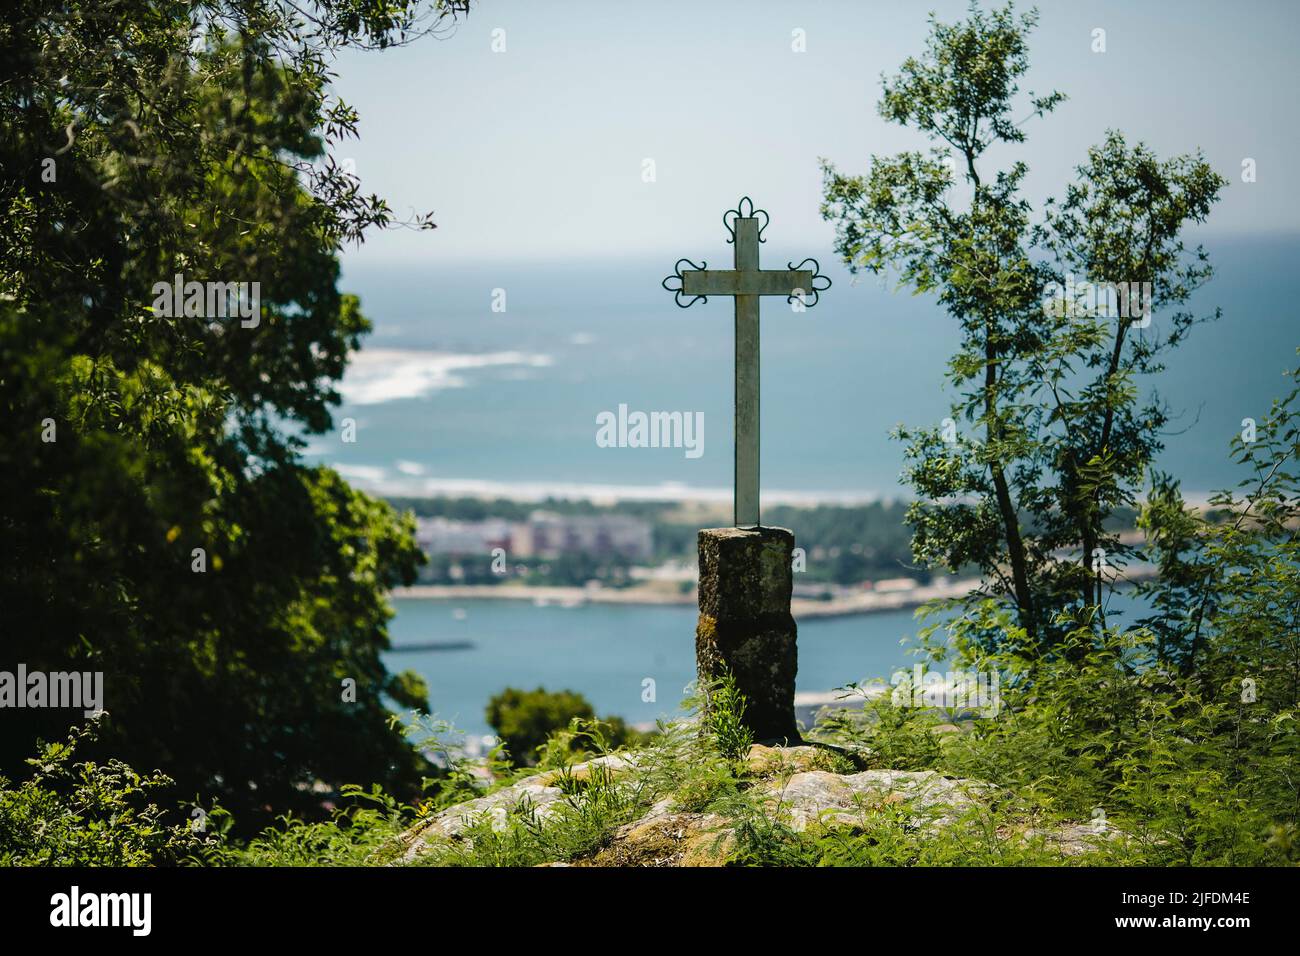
[695,527,799,743]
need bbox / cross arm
[682,268,815,297]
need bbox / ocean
[313,235,1300,502]
[328,236,1295,733]
[386,598,931,738]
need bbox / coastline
[390,562,1157,619]
[390,578,984,618]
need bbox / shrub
[0,717,203,866]
[486,687,642,767]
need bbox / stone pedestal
[695,527,799,743]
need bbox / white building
[414,511,653,562]
[511,511,653,561]
[415,517,513,556]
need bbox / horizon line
[339,227,1300,270]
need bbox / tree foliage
[822,2,1226,650]
[817,3,1297,861]
[485,687,644,768]
[0,0,468,828]
[0,718,204,866]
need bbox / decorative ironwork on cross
[662,197,830,529]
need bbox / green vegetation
[0,0,470,832]
[822,1,1225,651]
[0,719,203,867]
[0,0,1294,869]
[5,605,1298,866]
[698,672,754,763]
[486,687,644,768]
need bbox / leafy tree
[1141,357,1300,690]
[821,2,1226,651]
[486,687,641,768]
[487,687,596,767]
[0,0,467,828]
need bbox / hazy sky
[330,0,1299,265]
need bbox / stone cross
[662,197,830,528]
[663,198,829,742]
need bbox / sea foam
[338,349,552,405]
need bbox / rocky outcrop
[757,768,994,831]
[743,743,848,776]
[394,743,1122,866]
[394,753,638,863]
[588,810,735,867]
[1015,819,1124,856]
[396,780,566,862]
[529,753,638,787]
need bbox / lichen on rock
[391,739,1124,867]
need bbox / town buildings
[415,510,653,562]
